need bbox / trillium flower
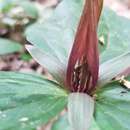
[25,0,130,129]
[66,0,103,94]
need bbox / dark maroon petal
[66,0,103,94]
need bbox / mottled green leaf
[0,72,67,130]
[100,8,130,63]
[95,79,130,130]
[26,3,130,72]
[52,79,130,130]
[25,0,84,65]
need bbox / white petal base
[68,93,94,130]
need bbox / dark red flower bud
[66,0,103,94]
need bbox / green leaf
[25,0,84,85]
[100,8,130,63]
[89,119,101,130]
[26,2,130,68]
[95,79,130,130]
[0,38,23,55]
[25,0,84,65]
[0,72,67,130]
[26,45,66,84]
[98,52,130,86]
[52,79,130,130]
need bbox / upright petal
[66,0,103,94]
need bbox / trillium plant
[1,0,130,130]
